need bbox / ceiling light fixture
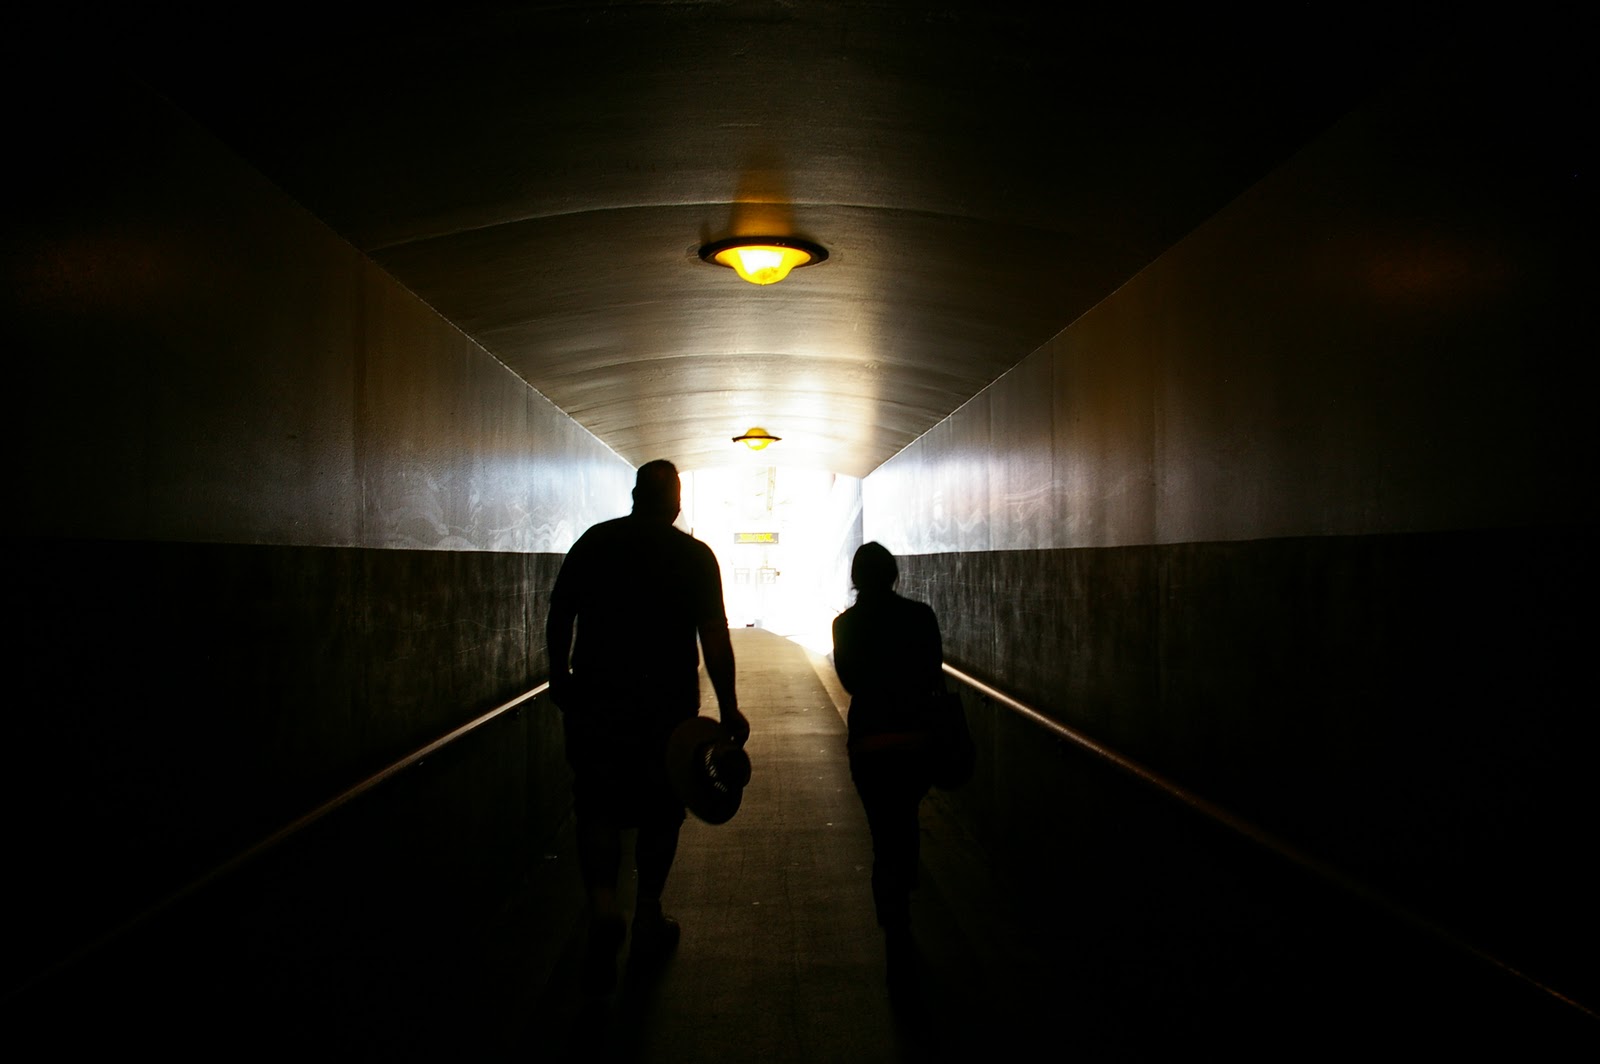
[699,236,828,286]
[732,427,781,451]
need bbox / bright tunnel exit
[678,466,862,657]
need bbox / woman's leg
[852,751,928,932]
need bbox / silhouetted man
[547,459,747,994]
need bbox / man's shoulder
[635,520,713,553]
[572,515,635,545]
[672,525,714,551]
[665,526,720,571]
[575,517,714,558]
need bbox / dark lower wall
[7,540,572,991]
[902,529,1595,1005]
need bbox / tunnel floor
[497,626,1062,1063]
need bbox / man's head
[851,541,898,594]
[632,459,682,522]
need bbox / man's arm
[692,543,747,743]
[700,622,747,744]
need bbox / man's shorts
[563,703,693,829]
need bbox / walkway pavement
[503,626,1050,1063]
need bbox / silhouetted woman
[831,541,944,988]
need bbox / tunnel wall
[863,40,1596,1002]
[1,75,631,991]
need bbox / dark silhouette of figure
[831,541,943,990]
[547,460,748,994]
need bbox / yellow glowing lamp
[733,427,781,450]
[700,236,828,286]
[716,244,810,285]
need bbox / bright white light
[682,466,858,651]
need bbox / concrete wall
[864,39,1596,1004]
[2,73,631,992]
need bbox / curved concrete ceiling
[120,2,1444,477]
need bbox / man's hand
[721,706,750,746]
